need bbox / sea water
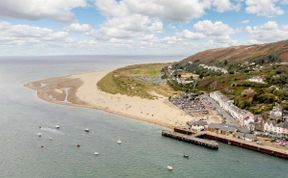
[0,56,287,178]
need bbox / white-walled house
[264,122,274,133]
[270,105,283,120]
[247,76,266,84]
[264,121,288,135]
[188,120,208,131]
[210,91,248,123]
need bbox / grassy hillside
[182,40,288,65]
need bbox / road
[202,95,239,126]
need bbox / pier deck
[197,131,288,159]
[162,130,218,150]
[162,129,288,159]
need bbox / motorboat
[93,152,99,155]
[167,165,173,171]
[183,154,189,159]
[37,133,42,137]
[84,128,90,133]
[117,139,122,144]
[55,125,60,129]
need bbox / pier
[161,130,219,150]
[162,128,288,159]
[198,131,288,159]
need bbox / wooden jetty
[162,130,218,150]
[162,127,288,159]
[198,131,288,159]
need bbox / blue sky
[0,0,288,56]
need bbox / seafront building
[209,91,288,137]
[209,91,248,123]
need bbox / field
[97,63,179,99]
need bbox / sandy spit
[24,69,220,128]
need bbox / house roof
[208,123,223,129]
[245,134,256,140]
[237,127,251,134]
[235,132,245,138]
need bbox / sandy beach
[24,69,222,128]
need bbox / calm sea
[0,56,287,178]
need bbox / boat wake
[40,127,64,135]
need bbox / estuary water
[0,56,287,178]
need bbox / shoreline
[24,68,222,129]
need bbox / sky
[0,0,288,56]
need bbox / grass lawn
[97,63,179,99]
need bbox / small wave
[41,127,64,135]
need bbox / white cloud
[95,0,238,22]
[0,21,71,46]
[95,14,159,40]
[193,20,234,38]
[159,20,236,49]
[123,0,208,21]
[246,21,288,43]
[178,30,205,40]
[148,21,163,33]
[213,0,240,12]
[241,19,250,24]
[0,0,87,21]
[65,23,92,33]
[245,0,284,17]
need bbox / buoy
[84,128,89,133]
[37,133,42,137]
[40,145,44,148]
[55,125,60,129]
[93,152,99,155]
[117,139,122,144]
[39,126,42,129]
[76,144,80,148]
[167,165,173,171]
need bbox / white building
[210,91,247,122]
[264,122,275,133]
[247,76,266,84]
[199,64,228,74]
[270,105,283,120]
[264,121,288,135]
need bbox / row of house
[264,121,288,135]
[210,91,248,122]
[199,64,228,74]
[207,123,256,142]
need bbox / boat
[167,165,173,171]
[49,137,53,141]
[117,139,122,144]
[183,154,189,159]
[55,125,60,129]
[93,152,99,155]
[84,128,90,133]
[76,144,80,148]
[37,133,42,137]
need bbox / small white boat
[93,152,99,156]
[49,137,53,141]
[183,154,189,159]
[55,125,60,129]
[167,165,173,171]
[84,128,90,133]
[37,133,42,137]
[117,139,122,144]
